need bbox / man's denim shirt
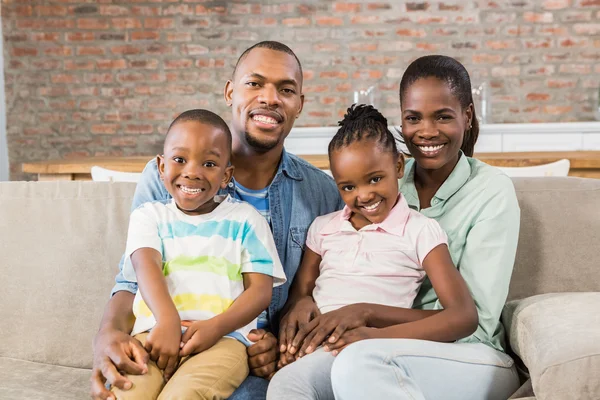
[112,149,343,332]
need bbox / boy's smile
[158,120,234,216]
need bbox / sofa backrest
[508,177,600,301]
[1,177,599,368]
[0,181,136,368]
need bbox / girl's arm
[374,243,478,341]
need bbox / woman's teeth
[180,186,204,194]
[253,115,278,124]
[362,200,381,211]
[418,144,445,152]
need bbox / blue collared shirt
[111,149,344,332]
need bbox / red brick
[491,66,520,77]
[336,83,353,92]
[39,113,67,123]
[166,32,192,42]
[77,18,110,29]
[38,87,68,97]
[11,48,38,57]
[433,28,459,36]
[163,4,195,15]
[110,45,142,55]
[486,40,518,50]
[526,66,555,75]
[506,26,534,36]
[165,59,194,69]
[105,112,134,122]
[485,12,516,24]
[125,124,154,134]
[350,43,378,51]
[334,2,361,12]
[99,5,129,16]
[66,32,95,42]
[85,73,114,84]
[65,60,94,70]
[560,11,592,22]
[195,59,226,68]
[117,72,146,82]
[137,112,169,121]
[320,71,349,79]
[146,44,170,55]
[145,18,174,29]
[439,2,464,11]
[77,46,106,56]
[559,38,589,47]
[396,29,426,37]
[91,124,119,135]
[49,100,76,110]
[546,79,577,88]
[406,2,430,11]
[472,54,503,64]
[129,60,159,69]
[24,128,53,136]
[71,87,99,96]
[365,56,399,65]
[543,0,570,9]
[314,43,341,52]
[526,93,551,101]
[51,74,81,84]
[308,111,333,118]
[416,42,446,51]
[580,0,600,5]
[303,84,330,93]
[543,105,572,115]
[574,23,600,35]
[536,26,567,35]
[101,88,130,97]
[112,18,143,29]
[31,33,60,42]
[248,17,278,27]
[351,15,380,24]
[181,44,209,55]
[523,12,553,23]
[17,19,75,29]
[417,16,448,24]
[523,38,553,49]
[131,31,160,41]
[282,18,311,26]
[97,59,127,69]
[110,137,137,147]
[45,46,73,56]
[34,5,67,16]
[72,112,101,122]
[31,60,61,70]
[559,64,591,74]
[352,70,383,79]
[131,6,162,16]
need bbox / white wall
[0,17,8,181]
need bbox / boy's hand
[179,319,222,357]
[145,316,181,380]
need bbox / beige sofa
[1,178,599,400]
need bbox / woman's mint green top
[400,153,520,353]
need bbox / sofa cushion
[0,357,91,399]
[509,177,600,301]
[0,182,136,368]
[502,292,600,400]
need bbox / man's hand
[90,328,149,400]
[290,303,370,357]
[145,317,181,381]
[179,319,222,357]
[247,329,278,380]
[278,296,320,356]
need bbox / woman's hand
[290,303,371,357]
[278,296,320,356]
[323,326,379,355]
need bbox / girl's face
[330,140,404,229]
[401,77,472,173]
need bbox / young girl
[266,104,478,400]
[328,56,521,400]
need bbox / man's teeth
[253,115,278,124]
[180,186,204,194]
[418,144,445,152]
[363,201,381,211]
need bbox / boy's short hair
[167,109,232,153]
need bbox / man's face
[225,48,304,153]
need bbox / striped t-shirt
[122,195,286,344]
[233,181,271,225]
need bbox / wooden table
[22,151,600,180]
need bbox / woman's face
[400,77,472,173]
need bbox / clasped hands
[277,297,375,369]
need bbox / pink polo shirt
[306,194,448,314]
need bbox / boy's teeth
[180,186,204,194]
[253,115,278,124]
[418,144,445,152]
[363,200,381,210]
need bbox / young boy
[112,109,286,400]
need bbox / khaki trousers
[112,333,248,400]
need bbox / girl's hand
[179,319,223,357]
[323,326,379,355]
[290,303,371,357]
[145,316,181,380]
[278,296,320,355]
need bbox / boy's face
[330,140,404,229]
[158,121,234,216]
[225,48,304,153]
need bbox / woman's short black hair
[399,55,479,157]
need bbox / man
[91,41,343,400]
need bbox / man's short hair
[232,41,303,81]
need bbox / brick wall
[2,0,600,180]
